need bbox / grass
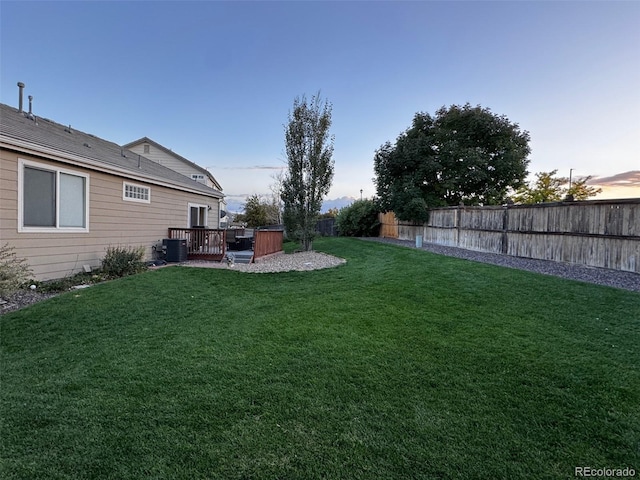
[1,237,639,479]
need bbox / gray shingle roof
[0,103,223,199]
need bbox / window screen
[23,167,56,227]
[59,173,86,227]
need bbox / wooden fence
[316,218,337,236]
[254,229,284,261]
[379,199,640,273]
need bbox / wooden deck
[167,227,283,263]
[168,228,226,261]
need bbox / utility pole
[569,168,573,192]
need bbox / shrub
[101,246,147,278]
[335,199,381,237]
[0,243,33,298]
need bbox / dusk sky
[2,1,638,211]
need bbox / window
[19,159,89,232]
[188,203,208,227]
[123,182,150,203]
[143,144,150,154]
[191,174,206,184]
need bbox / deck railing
[168,228,226,261]
[167,228,283,263]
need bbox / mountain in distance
[223,198,246,216]
[322,196,355,213]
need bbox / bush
[101,246,147,278]
[335,199,381,237]
[0,243,32,298]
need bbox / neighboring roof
[123,136,222,191]
[0,104,223,199]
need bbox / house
[123,137,222,191]
[123,136,229,227]
[0,93,225,281]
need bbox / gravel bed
[237,251,346,273]
[1,290,59,316]
[361,237,640,293]
[186,251,347,273]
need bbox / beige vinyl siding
[0,153,19,234]
[128,144,194,179]
[1,150,220,280]
[128,143,217,189]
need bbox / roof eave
[1,135,224,199]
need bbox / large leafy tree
[281,93,335,250]
[512,170,602,203]
[374,104,531,222]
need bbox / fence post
[456,206,461,247]
[502,206,509,254]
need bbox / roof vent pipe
[17,82,25,112]
[28,95,33,115]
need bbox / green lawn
[1,238,639,480]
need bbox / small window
[191,174,206,184]
[143,144,150,154]
[123,182,150,203]
[19,159,89,232]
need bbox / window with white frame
[123,182,151,203]
[19,159,89,232]
[191,174,206,184]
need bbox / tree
[232,212,247,225]
[242,194,283,227]
[512,170,602,203]
[567,176,602,201]
[281,93,335,250]
[335,199,381,237]
[318,208,339,219]
[268,170,286,225]
[374,104,531,222]
[243,194,269,227]
[512,170,566,203]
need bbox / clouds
[589,171,640,187]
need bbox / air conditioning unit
[162,238,187,262]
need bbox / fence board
[459,207,504,231]
[424,227,458,246]
[254,229,284,260]
[379,212,399,238]
[398,222,423,241]
[458,229,504,254]
[429,208,457,228]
